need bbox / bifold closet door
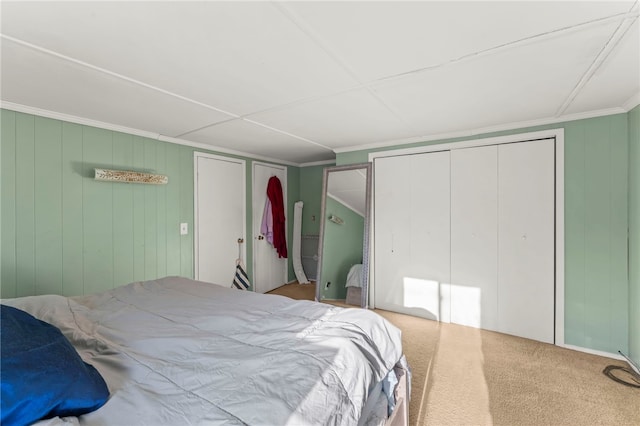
[450,146,498,331]
[374,151,451,321]
[498,139,555,344]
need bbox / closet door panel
[498,139,555,343]
[374,155,411,311]
[374,151,451,321]
[450,146,498,331]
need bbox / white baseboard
[561,344,625,361]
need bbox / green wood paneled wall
[1,109,297,297]
[628,105,640,365]
[286,166,300,282]
[337,113,630,355]
[1,111,194,297]
[299,165,326,236]
[2,107,633,356]
[564,115,628,352]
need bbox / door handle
[257,235,264,240]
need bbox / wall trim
[554,8,638,117]
[368,128,564,160]
[623,91,640,111]
[299,159,336,167]
[368,128,566,348]
[337,107,625,155]
[158,134,297,167]
[0,101,300,167]
[562,344,626,361]
[1,100,160,139]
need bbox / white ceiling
[1,1,638,166]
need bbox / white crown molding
[1,34,239,119]
[157,135,298,167]
[1,35,330,159]
[555,6,639,117]
[335,107,627,154]
[2,101,633,168]
[299,159,336,168]
[0,100,160,140]
[623,91,640,111]
[1,100,299,167]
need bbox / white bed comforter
[4,277,402,426]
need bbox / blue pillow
[1,304,110,426]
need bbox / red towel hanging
[266,176,288,258]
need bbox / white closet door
[450,146,498,331]
[374,151,450,321]
[498,139,555,343]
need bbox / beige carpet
[399,320,639,426]
[267,281,316,300]
[267,284,639,425]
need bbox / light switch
[180,223,188,235]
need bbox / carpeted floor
[267,281,317,300]
[268,283,640,425]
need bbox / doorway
[252,162,288,293]
[194,152,246,287]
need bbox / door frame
[193,152,246,282]
[251,161,288,293]
[369,128,565,346]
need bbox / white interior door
[498,139,555,343]
[450,146,499,331]
[252,162,287,294]
[374,151,451,321]
[194,153,245,287]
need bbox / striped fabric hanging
[232,238,250,290]
[233,261,250,290]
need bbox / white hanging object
[292,201,310,284]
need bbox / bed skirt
[386,363,409,426]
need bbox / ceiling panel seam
[242,118,333,151]
[1,100,303,167]
[367,11,634,88]
[0,33,331,154]
[240,84,364,118]
[176,117,332,152]
[238,9,634,124]
[175,113,332,152]
[333,106,627,155]
[555,4,640,116]
[174,117,239,138]
[623,92,640,111]
[0,34,242,121]
[272,1,412,126]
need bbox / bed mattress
[4,277,404,425]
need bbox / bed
[1,276,409,426]
[345,264,364,306]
